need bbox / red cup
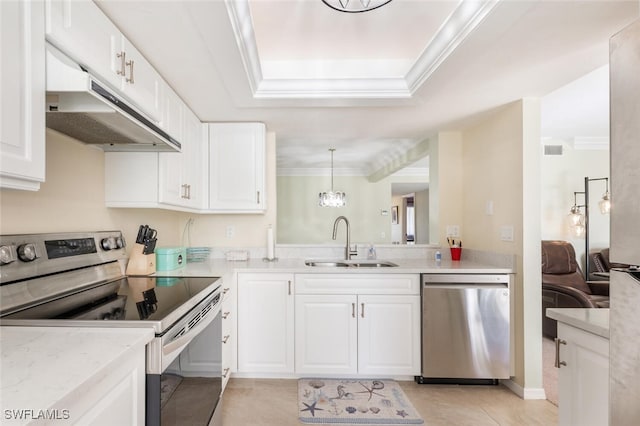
[450,247,462,261]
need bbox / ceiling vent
[543,145,563,156]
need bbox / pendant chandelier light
[319,148,346,207]
[321,0,393,13]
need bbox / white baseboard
[502,378,547,400]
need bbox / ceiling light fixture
[321,0,393,13]
[319,148,346,207]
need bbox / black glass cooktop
[4,276,220,323]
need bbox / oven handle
[162,306,220,356]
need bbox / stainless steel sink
[349,261,398,268]
[304,260,398,268]
[304,260,350,267]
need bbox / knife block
[126,243,156,276]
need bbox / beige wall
[430,132,464,246]
[0,129,277,253]
[460,100,542,391]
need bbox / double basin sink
[305,259,398,268]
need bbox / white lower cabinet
[294,274,421,377]
[66,341,146,426]
[221,278,237,389]
[295,294,358,375]
[237,273,294,374]
[357,295,421,376]
[557,322,609,426]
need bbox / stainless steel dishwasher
[416,273,511,384]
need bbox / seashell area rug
[298,378,424,424]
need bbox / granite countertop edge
[153,258,514,278]
[546,308,610,339]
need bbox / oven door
[147,295,222,425]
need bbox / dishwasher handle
[423,284,509,290]
[422,274,509,284]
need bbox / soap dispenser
[367,244,377,260]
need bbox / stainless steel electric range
[0,231,223,426]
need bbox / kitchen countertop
[546,308,610,339]
[0,327,154,421]
[154,258,514,278]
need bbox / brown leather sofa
[541,240,609,338]
[589,248,630,280]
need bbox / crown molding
[226,0,501,100]
[277,167,366,177]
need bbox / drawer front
[295,274,419,295]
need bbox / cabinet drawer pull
[288,280,292,296]
[222,311,230,319]
[187,184,191,200]
[222,335,230,344]
[361,303,365,318]
[222,368,230,378]
[554,338,567,368]
[126,59,135,83]
[257,191,260,204]
[116,51,126,76]
[352,303,355,318]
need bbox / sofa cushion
[542,271,592,294]
[542,241,579,274]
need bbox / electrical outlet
[500,225,514,242]
[225,225,235,239]
[446,225,460,237]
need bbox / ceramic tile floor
[221,378,558,425]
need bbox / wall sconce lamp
[568,176,611,277]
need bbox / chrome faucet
[332,216,357,260]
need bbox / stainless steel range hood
[45,44,181,152]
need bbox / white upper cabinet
[45,0,122,89]
[208,123,266,213]
[45,0,162,122]
[158,97,207,210]
[115,37,163,122]
[0,0,46,191]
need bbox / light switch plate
[446,225,460,237]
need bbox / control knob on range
[101,237,117,251]
[17,244,37,262]
[0,245,16,265]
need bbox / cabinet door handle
[223,288,230,294]
[352,303,355,318]
[126,59,135,83]
[222,335,230,344]
[257,191,260,204]
[116,51,126,76]
[222,368,230,378]
[181,184,188,199]
[361,303,365,318]
[288,280,291,296]
[222,311,230,319]
[554,338,567,368]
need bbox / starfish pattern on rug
[397,409,409,418]
[300,401,324,417]
[357,380,386,401]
